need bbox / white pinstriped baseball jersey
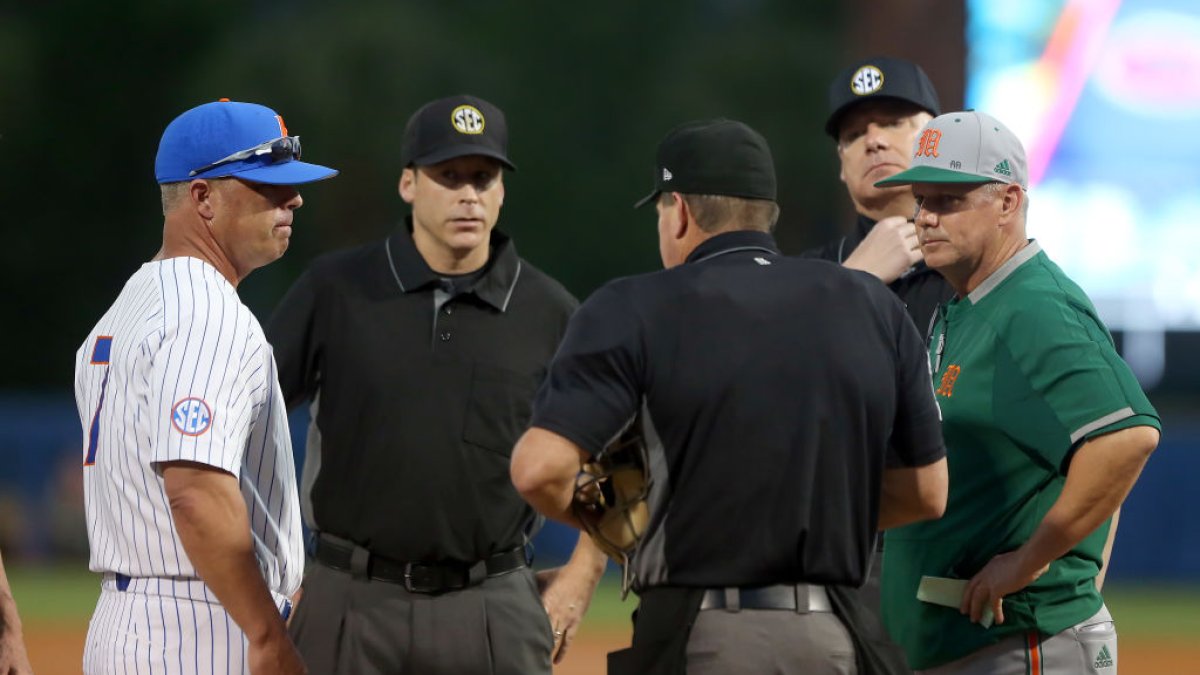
[75,256,302,672]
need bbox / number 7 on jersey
[84,336,113,466]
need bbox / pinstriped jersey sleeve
[147,260,260,476]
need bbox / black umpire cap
[400,94,516,171]
[634,119,777,208]
[825,56,941,138]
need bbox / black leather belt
[699,583,832,612]
[314,536,527,594]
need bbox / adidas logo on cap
[994,159,1012,177]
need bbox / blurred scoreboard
[968,0,1200,335]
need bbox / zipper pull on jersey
[932,304,949,374]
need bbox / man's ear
[999,183,1024,223]
[191,179,216,221]
[399,167,416,204]
[671,192,690,240]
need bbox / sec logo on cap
[451,105,486,134]
[172,397,213,436]
[851,65,885,96]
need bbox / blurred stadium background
[2,1,1197,672]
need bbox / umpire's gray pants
[916,605,1116,675]
[685,607,858,674]
[288,561,553,675]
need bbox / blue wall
[2,393,1193,581]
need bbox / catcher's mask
[572,417,651,595]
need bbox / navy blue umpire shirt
[530,229,946,591]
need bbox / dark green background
[1,0,865,388]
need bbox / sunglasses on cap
[189,135,302,177]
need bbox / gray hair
[981,181,1029,220]
[159,182,192,216]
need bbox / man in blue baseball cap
[153,99,338,283]
[77,99,335,674]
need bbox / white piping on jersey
[967,240,1042,304]
[385,234,407,293]
[1070,407,1134,445]
[500,260,522,312]
[386,233,523,313]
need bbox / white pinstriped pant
[83,574,292,675]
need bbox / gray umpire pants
[288,561,554,674]
[684,605,858,674]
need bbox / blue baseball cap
[155,100,338,185]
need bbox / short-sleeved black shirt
[531,230,944,590]
[266,220,577,563]
[803,214,956,339]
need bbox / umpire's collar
[685,229,780,265]
[385,216,522,312]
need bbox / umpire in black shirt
[511,119,948,674]
[804,56,955,337]
[267,95,606,674]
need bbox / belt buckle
[402,562,417,592]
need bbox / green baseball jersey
[882,241,1160,670]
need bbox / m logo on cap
[850,65,885,96]
[451,105,486,135]
[916,129,942,158]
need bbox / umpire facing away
[511,119,949,675]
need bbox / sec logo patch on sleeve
[172,397,213,436]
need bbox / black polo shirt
[803,213,956,339]
[531,230,944,590]
[266,220,577,563]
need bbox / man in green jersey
[873,110,1160,674]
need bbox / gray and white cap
[875,110,1027,190]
